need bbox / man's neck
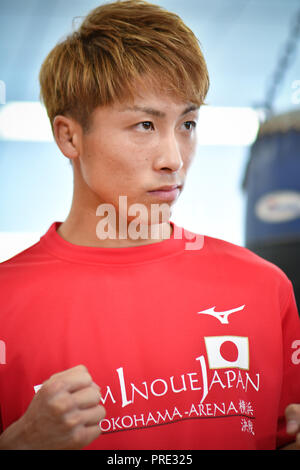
[56,215,173,248]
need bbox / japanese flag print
[204,336,249,370]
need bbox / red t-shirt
[0,221,299,450]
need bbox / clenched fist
[284,403,300,449]
[0,365,106,450]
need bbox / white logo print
[0,340,6,364]
[197,305,245,324]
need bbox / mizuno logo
[197,305,246,324]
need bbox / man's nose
[155,135,184,172]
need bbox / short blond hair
[39,0,210,132]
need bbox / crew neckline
[39,221,198,265]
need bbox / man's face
[74,84,199,226]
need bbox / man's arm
[0,415,31,450]
[0,365,106,450]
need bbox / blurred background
[0,0,300,307]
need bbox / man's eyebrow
[120,104,199,118]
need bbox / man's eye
[136,121,154,131]
[184,121,197,131]
[135,121,197,132]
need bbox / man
[0,0,299,450]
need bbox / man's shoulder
[0,239,47,276]
[0,222,59,274]
[198,231,290,285]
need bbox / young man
[0,0,300,450]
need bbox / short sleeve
[276,280,300,448]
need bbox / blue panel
[0,141,72,231]
[244,129,300,244]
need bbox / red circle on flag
[219,340,239,362]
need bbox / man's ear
[52,115,81,161]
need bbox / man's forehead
[112,74,200,117]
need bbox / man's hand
[283,404,300,449]
[0,365,106,450]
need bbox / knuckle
[63,411,82,430]
[44,377,67,396]
[50,400,67,417]
[49,394,73,416]
[75,365,93,384]
[55,377,68,390]
[76,364,88,374]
